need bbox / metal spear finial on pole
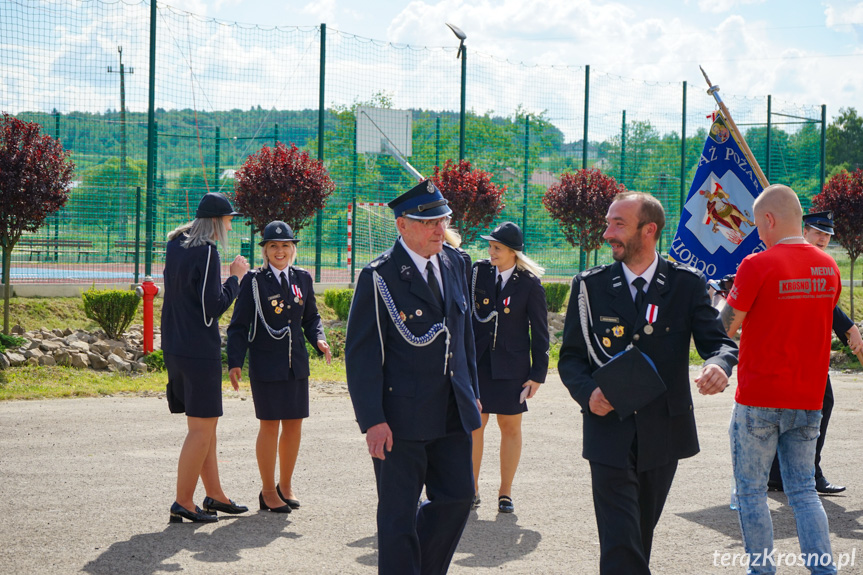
[699,66,769,188]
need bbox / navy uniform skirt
[164,352,224,418]
[477,350,528,415]
[250,371,310,420]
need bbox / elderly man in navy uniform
[345,180,481,575]
[766,210,863,494]
[558,192,738,574]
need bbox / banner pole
[699,66,769,189]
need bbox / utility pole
[108,46,134,239]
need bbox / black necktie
[632,277,646,311]
[495,274,502,299]
[426,261,444,310]
[280,271,290,298]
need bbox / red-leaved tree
[813,168,863,319]
[0,113,74,333]
[233,142,334,234]
[543,169,626,267]
[432,159,505,244]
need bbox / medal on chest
[291,284,303,305]
[503,296,511,314]
[644,304,658,335]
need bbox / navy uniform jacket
[226,266,325,382]
[472,259,549,383]
[558,257,738,472]
[161,236,240,360]
[345,241,482,441]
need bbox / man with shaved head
[722,184,839,574]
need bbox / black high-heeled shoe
[259,491,292,513]
[202,496,249,515]
[276,484,301,509]
[170,502,218,523]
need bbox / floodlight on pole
[446,23,467,161]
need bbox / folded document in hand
[593,347,666,420]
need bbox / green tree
[67,157,145,241]
[826,108,863,172]
[0,114,74,333]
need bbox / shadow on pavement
[345,512,542,570]
[82,512,299,575]
[454,511,542,568]
[676,494,863,545]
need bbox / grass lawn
[2,284,861,400]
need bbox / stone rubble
[0,323,181,373]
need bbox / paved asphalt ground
[2,370,863,574]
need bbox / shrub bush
[82,288,140,339]
[544,282,570,313]
[0,333,26,352]
[142,349,165,371]
[324,288,353,321]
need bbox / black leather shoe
[170,502,218,523]
[276,484,301,509]
[498,495,514,513]
[471,494,481,510]
[202,496,249,515]
[767,480,784,492]
[815,476,846,494]
[259,491,292,513]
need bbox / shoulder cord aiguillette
[578,279,628,367]
[201,245,214,328]
[249,275,292,367]
[373,270,450,374]
[471,266,499,350]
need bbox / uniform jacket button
[633,334,640,341]
[450,371,454,377]
[388,387,393,391]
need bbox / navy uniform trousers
[558,257,738,574]
[346,241,482,575]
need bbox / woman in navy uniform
[470,222,549,513]
[162,192,250,523]
[227,221,331,513]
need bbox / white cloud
[697,0,766,14]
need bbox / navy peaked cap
[388,179,452,219]
[480,221,524,252]
[196,192,242,218]
[259,220,300,245]
[803,211,834,235]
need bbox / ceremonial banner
[669,113,765,280]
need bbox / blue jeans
[729,403,836,575]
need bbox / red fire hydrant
[135,276,161,355]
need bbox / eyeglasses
[415,216,452,228]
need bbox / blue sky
[164,0,862,118]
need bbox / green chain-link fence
[1,0,825,285]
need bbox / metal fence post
[214,126,221,187]
[620,110,627,187]
[53,110,60,262]
[144,0,157,278]
[580,65,590,271]
[522,114,530,243]
[680,82,687,213]
[435,116,441,169]
[459,47,467,161]
[135,186,141,284]
[315,23,326,282]
[820,105,827,193]
[766,95,772,181]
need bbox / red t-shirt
[726,243,840,409]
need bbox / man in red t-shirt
[722,184,839,574]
